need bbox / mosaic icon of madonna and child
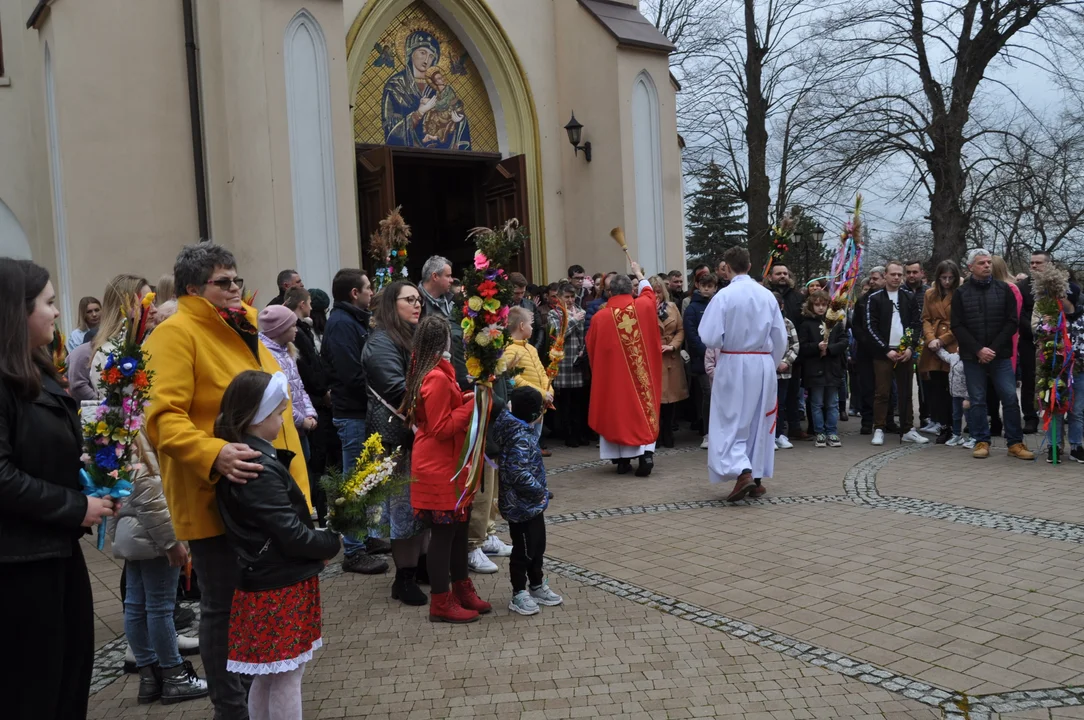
[381,30,471,151]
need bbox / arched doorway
[346,0,544,280]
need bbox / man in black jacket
[851,267,885,433]
[863,262,928,446]
[767,265,807,439]
[419,255,470,390]
[1018,251,1083,435]
[321,268,388,574]
[266,268,303,306]
[952,249,1034,460]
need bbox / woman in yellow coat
[143,244,309,720]
[649,276,689,448]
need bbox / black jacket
[321,302,371,419]
[295,319,329,409]
[771,284,804,327]
[797,316,847,388]
[951,277,1018,361]
[863,287,921,359]
[420,287,470,391]
[0,374,89,563]
[515,298,549,360]
[682,291,711,374]
[217,437,340,592]
[851,291,876,356]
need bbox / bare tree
[815,0,1084,268]
[970,120,1084,267]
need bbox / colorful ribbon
[80,469,132,550]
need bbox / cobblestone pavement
[86,426,1084,718]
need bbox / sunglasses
[207,277,244,291]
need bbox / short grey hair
[609,274,634,297]
[421,255,451,282]
[967,248,992,266]
[174,243,236,295]
[869,265,886,276]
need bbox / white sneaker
[962,437,976,449]
[920,422,941,434]
[871,429,884,446]
[902,429,929,444]
[529,579,564,606]
[482,535,513,557]
[700,436,709,449]
[509,590,540,615]
[176,634,199,655]
[945,434,963,447]
[467,547,498,574]
[775,435,793,450]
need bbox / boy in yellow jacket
[502,307,552,442]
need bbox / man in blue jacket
[321,268,388,574]
[683,272,717,448]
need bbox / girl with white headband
[213,370,341,720]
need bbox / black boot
[416,554,430,586]
[1023,417,1039,435]
[391,567,429,606]
[137,664,162,705]
[616,459,632,475]
[160,661,208,704]
[635,452,654,477]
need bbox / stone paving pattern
[86,427,1084,717]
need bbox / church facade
[0,0,685,328]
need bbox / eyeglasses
[398,296,422,306]
[207,277,243,291]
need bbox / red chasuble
[586,285,663,446]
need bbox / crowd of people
[0,238,1069,720]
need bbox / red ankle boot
[453,578,492,614]
[429,591,479,623]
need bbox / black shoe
[860,426,873,435]
[635,452,654,477]
[885,423,899,434]
[1048,446,1069,463]
[391,567,429,606]
[935,428,953,445]
[547,490,555,499]
[173,605,195,632]
[616,459,632,475]
[137,664,162,705]
[416,554,429,586]
[343,550,388,575]
[1023,418,1039,435]
[1071,446,1084,464]
[160,661,208,705]
[365,537,392,555]
[565,438,581,448]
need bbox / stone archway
[345,0,546,276]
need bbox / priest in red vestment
[586,262,664,476]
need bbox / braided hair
[398,315,451,424]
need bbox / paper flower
[466,357,483,377]
[468,296,483,312]
[119,357,138,377]
[474,251,490,270]
[461,317,474,334]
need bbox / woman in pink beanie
[258,305,318,458]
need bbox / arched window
[284,10,340,294]
[631,70,666,275]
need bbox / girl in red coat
[400,317,493,623]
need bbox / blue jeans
[952,397,965,436]
[963,358,1023,444]
[1045,371,1084,448]
[124,557,182,668]
[334,417,369,555]
[808,385,840,435]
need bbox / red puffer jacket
[409,359,475,511]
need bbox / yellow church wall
[195,0,358,305]
[31,1,200,326]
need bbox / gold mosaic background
[353,1,498,152]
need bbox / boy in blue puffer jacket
[492,386,563,616]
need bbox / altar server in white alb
[698,246,787,502]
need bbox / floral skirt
[413,507,470,525]
[226,575,322,675]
